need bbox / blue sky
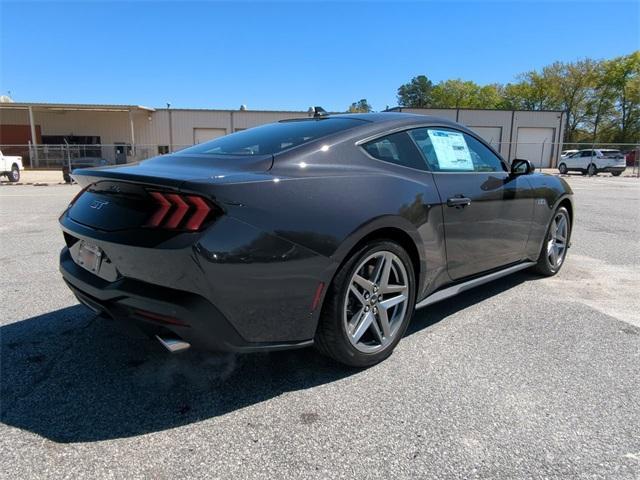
[1,1,638,111]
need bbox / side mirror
[511,158,534,175]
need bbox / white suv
[558,149,626,176]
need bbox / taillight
[145,191,215,231]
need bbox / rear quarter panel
[187,143,449,300]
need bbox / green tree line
[348,51,639,144]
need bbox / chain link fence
[0,144,191,169]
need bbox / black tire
[580,169,587,176]
[533,206,570,277]
[587,163,597,176]
[558,163,568,174]
[315,240,416,367]
[63,172,72,183]
[611,171,622,177]
[8,164,19,182]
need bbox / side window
[409,128,505,173]
[463,133,506,172]
[581,150,592,157]
[362,131,427,170]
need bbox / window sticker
[427,130,474,171]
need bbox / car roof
[278,112,465,140]
[329,111,458,126]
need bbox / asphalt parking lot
[1,175,639,479]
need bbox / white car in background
[0,149,23,182]
[558,149,627,176]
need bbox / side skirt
[415,261,536,310]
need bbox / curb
[0,182,69,187]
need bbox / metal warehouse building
[0,102,565,168]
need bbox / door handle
[447,196,471,208]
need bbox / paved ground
[0,169,66,186]
[1,175,639,479]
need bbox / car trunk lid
[67,153,272,231]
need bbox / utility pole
[167,102,173,153]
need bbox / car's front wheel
[533,206,570,276]
[315,240,416,367]
[587,163,597,176]
[8,164,20,182]
[558,163,568,174]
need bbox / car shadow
[1,271,536,443]
[407,270,535,335]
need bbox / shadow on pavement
[1,271,534,443]
[408,270,535,336]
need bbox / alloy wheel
[343,250,410,353]
[546,212,568,269]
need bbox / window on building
[362,131,427,170]
[158,145,169,155]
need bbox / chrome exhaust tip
[155,334,191,353]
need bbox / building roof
[388,106,566,114]
[0,102,156,112]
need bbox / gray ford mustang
[59,112,573,367]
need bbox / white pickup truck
[0,149,23,182]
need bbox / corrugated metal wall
[135,109,309,149]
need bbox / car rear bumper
[599,166,626,173]
[58,206,335,352]
[60,247,315,352]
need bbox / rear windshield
[600,150,623,158]
[178,117,366,156]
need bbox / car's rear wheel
[315,240,416,367]
[558,163,568,174]
[612,171,622,177]
[533,206,570,276]
[8,164,19,182]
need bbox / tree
[501,71,555,110]
[347,99,373,113]
[584,61,616,143]
[601,52,640,143]
[397,75,434,108]
[430,80,479,108]
[544,60,599,142]
[395,51,640,143]
[477,84,504,109]
[430,80,503,109]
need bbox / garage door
[515,127,555,168]
[468,126,502,148]
[193,128,226,144]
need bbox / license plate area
[76,241,103,274]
